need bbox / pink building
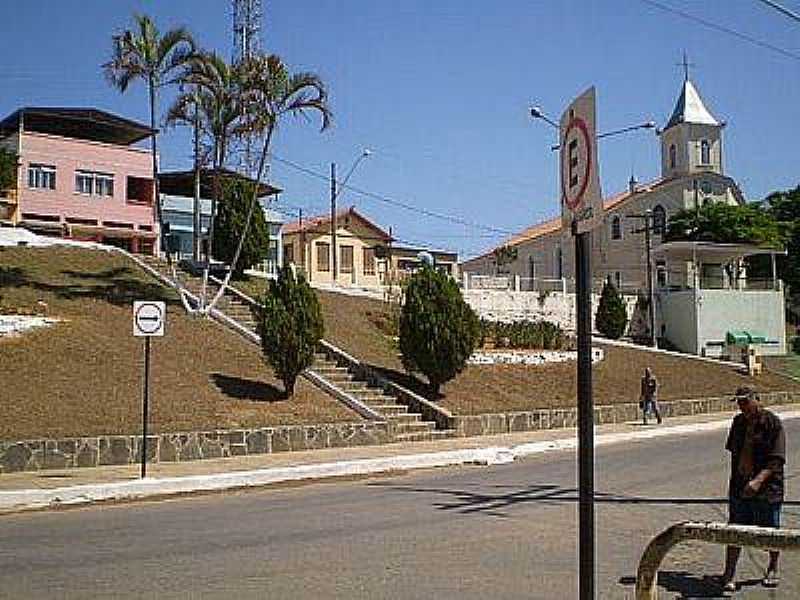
[0,107,158,254]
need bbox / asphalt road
[1,418,798,599]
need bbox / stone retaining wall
[0,422,391,474]
[2,392,797,474]
[451,391,800,438]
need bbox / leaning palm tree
[103,14,196,241]
[204,52,332,313]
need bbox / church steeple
[659,55,724,178]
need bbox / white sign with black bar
[133,301,166,337]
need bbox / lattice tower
[232,0,262,63]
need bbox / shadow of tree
[210,372,286,402]
[0,264,177,307]
[0,266,26,287]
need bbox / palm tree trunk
[149,80,162,255]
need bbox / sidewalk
[2,407,798,514]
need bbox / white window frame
[75,171,94,195]
[95,173,114,197]
[28,164,56,190]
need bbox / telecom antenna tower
[232,0,262,63]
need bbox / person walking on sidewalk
[717,386,786,594]
[640,367,661,425]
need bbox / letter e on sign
[560,87,603,235]
[133,301,165,337]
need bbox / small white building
[655,241,786,356]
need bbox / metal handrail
[635,521,800,599]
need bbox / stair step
[393,421,435,434]
[385,413,423,423]
[394,431,435,443]
[365,404,409,415]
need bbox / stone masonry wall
[451,391,800,437]
[0,422,391,474]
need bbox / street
[1,418,797,599]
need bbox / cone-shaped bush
[399,266,480,396]
[596,279,628,340]
[259,266,324,397]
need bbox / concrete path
[2,407,799,515]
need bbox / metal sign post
[559,87,603,599]
[133,301,166,478]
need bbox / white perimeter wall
[463,290,637,333]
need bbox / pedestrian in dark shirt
[640,367,661,425]
[717,386,786,593]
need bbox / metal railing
[635,521,800,599]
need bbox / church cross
[677,51,696,81]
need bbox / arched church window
[669,144,676,169]
[611,216,622,241]
[700,140,710,165]
[652,205,666,235]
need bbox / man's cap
[732,386,757,402]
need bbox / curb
[3,410,799,515]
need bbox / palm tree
[167,52,245,262]
[205,52,332,312]
[103,14,196,244]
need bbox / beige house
[281,206,458,287]
[461,74,744,294]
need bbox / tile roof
[281,206,392,241]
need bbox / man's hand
[742,479,762,498]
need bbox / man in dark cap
[718,386,786,593]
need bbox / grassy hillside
[249,283,798,415]
[0,247,358,441]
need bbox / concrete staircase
[133,254,455,442]
[312,352,455,442]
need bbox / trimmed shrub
[596,279,628,339]
[400,265,480,396]
[259,266,324,397]
[479,319,566,351]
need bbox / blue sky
[1,1,798,258]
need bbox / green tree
[104,14,196,231]
[213,177,270,278]
[596,279,628,340]
[492,244,518,274]
[762,186,800,309]
[259,266,324,397]
[0,148,18,193]
[399,266,481,396]
[664,202,783,248]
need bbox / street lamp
[331,149,371,281]
[531,105,655,148]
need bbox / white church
[461,72,787,357]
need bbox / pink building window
[126,176,153,204]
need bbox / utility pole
[330,162,337,282]
[629,211,657,347]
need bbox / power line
[640,0,800,62]
[269,153,519,236]
[754,0,800,23]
